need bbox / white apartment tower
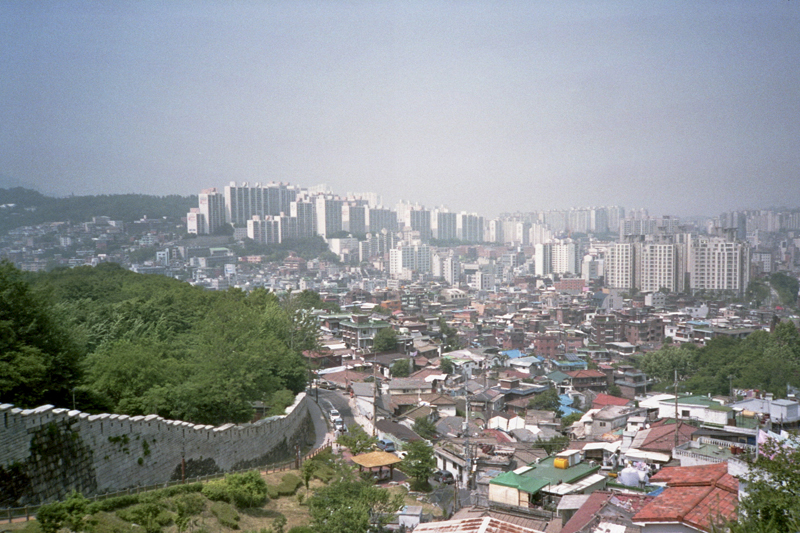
[636,243,679,293]
[552,239,578,275]
[688,237,750,296]
[605,243,635,290]
[389,241,432,278]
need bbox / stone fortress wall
[0,393,313,505]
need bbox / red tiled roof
[651,462,728,486]
[633,463,738,532]
[592,393,632,408]
[413,516,544,533]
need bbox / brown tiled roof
[633,462,738,532]
[639,422,695,453]
[560,491,612,533]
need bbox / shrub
[276,474,302,497]
[210,501,239,529]
[116,503,173,533]
[202,471,268,509]
[287,527,314,533]
[88,494,141,514]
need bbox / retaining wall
[0,393,313,506]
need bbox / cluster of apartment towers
[187,182,750,296]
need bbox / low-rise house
[560,490,654,533]
[387,376,435,396]
[657,396,732,427]
[732,397,800,427]
[489,451,606,509]
[566,369,609,394]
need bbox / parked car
[334,419,346,433]
[329,409,340,420]
[376,438,396,452]
[433,470,455,484]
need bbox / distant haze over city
[1,2,799,218]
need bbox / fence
[2,443,332,523]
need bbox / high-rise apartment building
[290,198,316,239]
[389,241,431,278]
[605,243,635,290]
[534,243,553,277]
[457,212,484,243]
[552,239,578,275]
[434,209,458,241]
[314,195,343,238]
[688,237,750,296]
[366,207,398,234]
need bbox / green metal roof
[489,457,601,495]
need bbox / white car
[329,408,340,420]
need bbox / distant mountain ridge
[0,187,197,233]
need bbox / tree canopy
[636,322,800,397]
[2,262,317,425]
[373,327,397,353]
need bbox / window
[681,410,690,418]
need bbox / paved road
[317,388,356,428]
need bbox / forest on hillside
[0,187,196,233]
[0,261,327,425]
[636,321,800,397]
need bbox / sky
[1,1,799,218]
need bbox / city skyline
[2,2,799,218]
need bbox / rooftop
[490,456,601,496]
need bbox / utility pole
[674,370,680,449]
[372,350,378,437]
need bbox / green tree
[637,344,696,383]
[608,384,623,397]
[399,440,436,492]
[769,272,800,308]
[561,412,582,428]
[528,388,561,412]
[412,416,438,440]
[62,491,96,533]
[0,260,83,407]
[37,500,67,533]
[337,424,377,455]
[390,358,410,378]
[728,436,800,532]
[439,318,461,351]
[308,477,402,533]
[439,357,455,375]
[373,327,397,352]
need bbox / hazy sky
[1,1,799,218]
